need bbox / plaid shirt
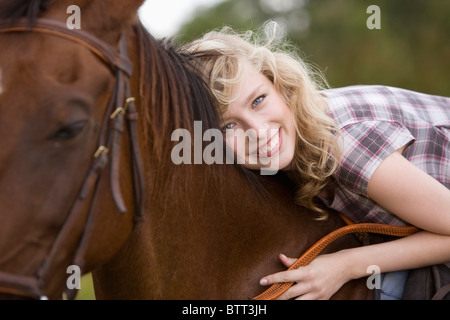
[320,85,450,225]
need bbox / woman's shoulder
[321,84,389,95]
[320,85,413,106]
[321,85,449,103]
[322,85,450,128]
[321,85,400,127]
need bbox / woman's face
[220,62,296,172]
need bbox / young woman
[178,22,450,300]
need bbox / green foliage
[174,0,450,96]
[75,273,96,300]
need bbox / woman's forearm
[340,230,450,281]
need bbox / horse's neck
[143,167,331,298]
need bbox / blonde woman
[179,22,450,300]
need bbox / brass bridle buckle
[93,145,109,159]
[110,97,136,120]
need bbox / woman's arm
[262,231,450,300]
[260,149,450,299]
[341,230,450,279]
[368,148,450,236]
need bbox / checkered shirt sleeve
[321,85,450,225]
[337,120,414,196]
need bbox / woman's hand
[259,252,352,300]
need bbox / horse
[0,0,372,300]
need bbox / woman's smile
[254,128,282,158]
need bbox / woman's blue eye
[252,95,265,107]
[222,123,235,133]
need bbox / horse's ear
[84,0,146,38]
[42,0,145,44]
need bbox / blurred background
[139,0,450,97]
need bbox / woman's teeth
[259,132,279,155]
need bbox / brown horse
[0,0,371,300]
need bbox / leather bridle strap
[0,18,132,76]
[253,223,419,300]
[0,272,44,300]
[0,18,145,299]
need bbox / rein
[0,18,145,300]
[253,221,419,300]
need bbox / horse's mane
[133,24,220,154]
[133,23,219,201]
[0,0,52,23]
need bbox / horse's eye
[50,120,87,140]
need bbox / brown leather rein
[0,18,145,299]
[253,221,419,300]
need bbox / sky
[138,0,225,39]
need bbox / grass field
[75,273,96,300]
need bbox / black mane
[0,0,52,23]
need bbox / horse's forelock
[0,0,52,23]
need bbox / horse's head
[0,0,145,299]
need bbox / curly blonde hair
[179,21,341,219]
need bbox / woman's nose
[243,115,269,135]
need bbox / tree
[175,0,450,96]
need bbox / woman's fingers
[279,253,297,268]
[260,267,302,286]
[259,253,298,285]
[260,253,351,300]
[277,282,310,300]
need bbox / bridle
[0,18,145,300]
